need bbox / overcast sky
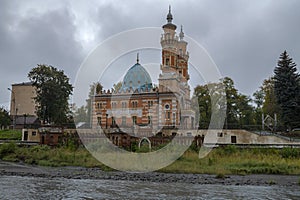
[1,0,300,109]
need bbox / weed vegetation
[1,144,300,175]
[159,146,300,175]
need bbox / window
[122,116,126,125]
[97,102,103,109]
[166,58,170,65]
[32,131,36,136]
[132,101,138,108]
[132,116,137,125]
[164,103,170,110]
[122,102,127,109]
[148,101,153,108]
[231,136,237,143]
[167,112,171,120]
[111,102,117,109]
[148,116,152,124]
[112,117,116,126]
[172,113,176,125]
[97,117,101,126]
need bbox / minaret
[179,25,184,40]
[159,6,194,129]
[161,6,177,70]
[160,7,189,82]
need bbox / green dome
[120,63,152,92]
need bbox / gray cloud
[1,0,300,108]
[0,1,84,107]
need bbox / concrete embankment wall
[197,129,300,145]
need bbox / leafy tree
[261,77,279,116]
[252,89,264,127]
[113,81,122,92]
[28,64,73,125]
[274,51,300,130]
[253,89,264,109]
[194,77,255,129]
[95,82,103,94]
[236,94,255,127]
[73,105,88,123]
[194,85,211,128]
[0,107,10,129]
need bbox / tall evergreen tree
[274,51,300,130]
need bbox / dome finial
[136,53,139,63]
[167,5,173,23]
[179,25,184,40]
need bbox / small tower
[159,6,194,129]
[160,6,190,93]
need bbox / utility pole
[7,88,16,129]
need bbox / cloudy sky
[1,0,300,109]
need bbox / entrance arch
[138,137,151,150]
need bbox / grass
[0,130,22,140]
[159,146,300,175]
[0,144,112,171]
[1,143,300,175]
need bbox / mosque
[91,7,196,141]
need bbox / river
[0,175,299,199]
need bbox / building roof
[120,61,153,92]
[16,116,40,125]
[162,6,177,30]
[12,82,33,86]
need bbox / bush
[280,148,300,159]
[215,173,225,179]
[0,142,17,158]
[217,145,237,156]
[189,141,200,152]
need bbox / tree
[28,64,73,125]
[113,81,122,92]
[194,77,255,129]
[236,94,255,127]
[274,51,300,130]
[73,105,88,123]
[222,77,239,128]
[0,107,10,129]
[95,82,103,94]
[261,77,279,116]
[253,89,264,109]
[194,85,211,128]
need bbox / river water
[0,175,299,199]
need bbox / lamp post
[7,88,16,129]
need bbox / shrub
[0,142,17,158]
[217,145,237,156]
[215,173,225,179]
[280,148,300,159]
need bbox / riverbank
[1,144,300,175]
[0,161,299,187]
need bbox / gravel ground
[0,161,299,187]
